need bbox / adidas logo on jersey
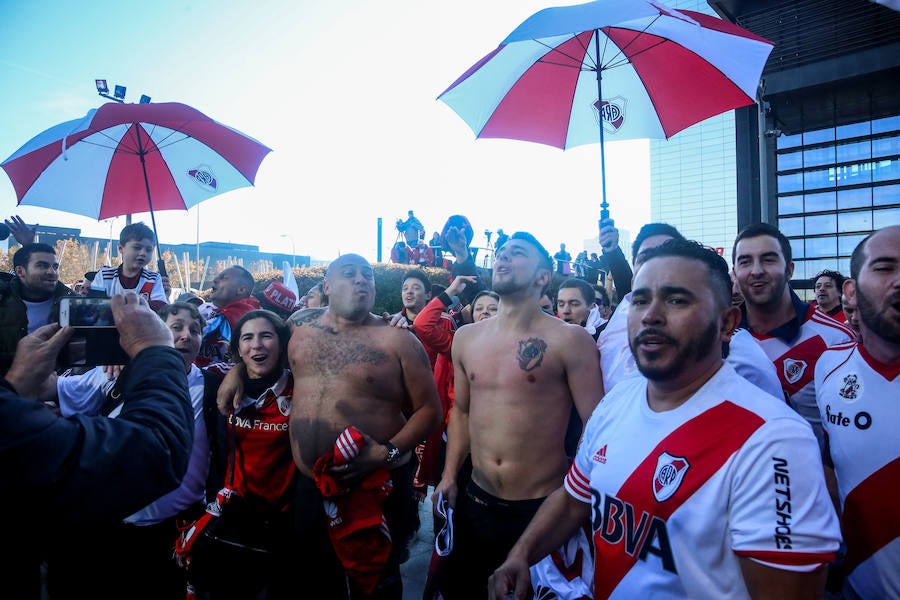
[592,444,608,464]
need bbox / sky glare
[0,0,651,263]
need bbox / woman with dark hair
[181,309,296,600]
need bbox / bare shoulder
[542,314,597,349]
[452,318,492,347]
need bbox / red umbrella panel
[1,102,271,226]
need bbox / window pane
[836,121,869,139]
[803,145,835,168]
[777,132,802,150]
[872,134,900,159]
[805,236,836,258]
[837,188,871,210]
[834,163,872,187]
[805,191,836,212]
[779,216,804,237]
[778,172,804,193]
[837,258,851,274]
[872,115,900,134]
[804,259,838,277]
[778,195,804,215]
[838,211,873,232]
[789,237,805,260]
[838,234,867,255]
[792,260,808,280]
[805,127,835,145]
[806,168,835,190]
[874,207,900,228]
[805,213,836,235]
[873,158,900,183]
[874,184,900,206]
[836,140,871,163]
[777,151,803,171]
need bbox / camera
[58,297,129,367]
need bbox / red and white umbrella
[438,0,773,217]
[1,101,271,245]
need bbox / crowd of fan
[1,209,896,600]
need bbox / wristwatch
[383,442,402,465]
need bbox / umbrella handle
[157,258,168,277]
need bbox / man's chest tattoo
[517,337,548,371]
[314,337,387,375]
[290,310,338,335]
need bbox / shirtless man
[434,232,603,600]
[287,253,441,599]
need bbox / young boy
[90,222,168,310]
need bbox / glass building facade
[714,0,900,291]
[775,115,900,280]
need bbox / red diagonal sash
[842,456,900,574]
[595,401,764,598]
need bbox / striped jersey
[90,264,168,305]
[746,301,854,450]
[815,343,900,599]
[565,363,840,599]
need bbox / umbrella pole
[594,30,610,224]
[134,125,167,277]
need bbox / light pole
[280,234,296,269]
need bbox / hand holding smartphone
[58,297,129,368]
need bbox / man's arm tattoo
[517,337,548,371]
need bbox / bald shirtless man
[288,254,441,599]
[434,232,603,600]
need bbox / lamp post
[280,234,296,269]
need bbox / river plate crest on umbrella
[438,0,773,213]
[1,102,271,230]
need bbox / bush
[250,263,454,316]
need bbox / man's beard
[491,276,524,296]
[857,288,900,344]
[631,320,720,382]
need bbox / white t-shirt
[22,297,54,334]
[815,342,900,599]
[57,364,209,524]
[566,363,840,599]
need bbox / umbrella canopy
[1,101,271,233]
[438,0,773,216]
[439,0,773,147]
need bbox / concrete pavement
[401,498,435,600]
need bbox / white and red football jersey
[749,304,854,449]
[90,264,168,305]
[565,363,840,599]
[815,343,900,599]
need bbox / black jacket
[0,273,73,377]
[0,345,193,522]
[0,346,193,599]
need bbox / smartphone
[58,298,129,367]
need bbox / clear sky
[0,0,650,263]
